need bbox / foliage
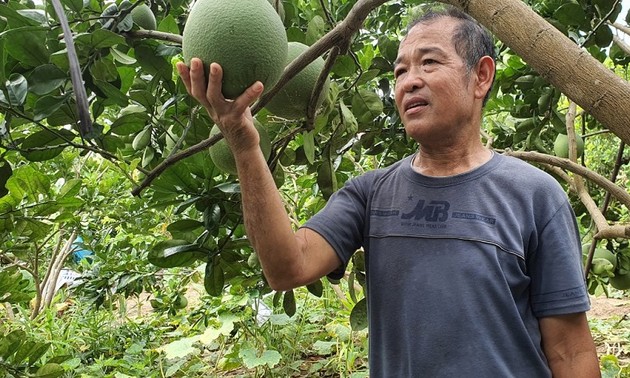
[0,0,628,375]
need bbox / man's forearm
[234,147,305,290]
[547,349,600,378]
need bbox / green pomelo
[209,120,272,175]
[265,41,330,119]
[131,4,157,30]
[182,0,288,99]
[553,133,584,158]
[594,248,617,270]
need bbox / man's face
[394,18,479,144]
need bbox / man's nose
[398,68,425,92]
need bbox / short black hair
[406,5,496,104]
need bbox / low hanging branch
[131,0,389,197]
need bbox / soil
[589,295,630,319]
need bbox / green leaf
[198,314,237,344]
[351,89,384,124]
[306,279,323,297]
[93,79,128,106]
[135,43,172,79]
[350,297,368,331]
[110,112,148,135]
[3,27,50,67]
[148,239,203,268]
[6,73,27,106]
[6,165,50,202]
[553,2,586,27]
[157,14,180,35]
[16,9,47,25]
[27,342,51,365]
[110,47,137,65]
[58,178,82,198]
[61,0,84,13]
[204,258,224,296]
[15,218,53,240]
[203,204,221,232]
[282,289,296,317]
[302,130,315,165]
[339,101,358,134]
[166,219,204,240]
[157,336,200,359]
[0,6,39,27]
[35,363,64,378]
[0,39,6,84]
[331,55,356,78]
[239,348,282,369]
[33,94,71,121]
[594,25,613,48]
[0,158,12,197]
[27,64,68,95]
[129,90,155,109]
[0,329,25,360]
[74,29,125,49]
[305,15,325,45]
[20,129,75,162]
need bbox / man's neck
[411,144,492,177]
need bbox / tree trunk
[442,0,630,144]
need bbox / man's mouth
[405,98,428,111]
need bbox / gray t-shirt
[303,152,589,377]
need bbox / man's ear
[474,56,495,100]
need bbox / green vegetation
[0,0,629,376]
[182,0,288,99]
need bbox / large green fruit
[594,248,617,270]
[209,120,272,175]
[553,133,584,158]
[182,0,288,99]
[131,4,156,30]
[265,42,330,119]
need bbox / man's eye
[423,59,437,65]
[394,69,406,78]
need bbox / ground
[590,295,630,319]
[123,290,630,372]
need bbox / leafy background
[0,0,629,376]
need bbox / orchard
[1,0,630,376]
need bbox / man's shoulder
[495,153,559,184]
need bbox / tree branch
[502,150,630,210]
[132,0,389,196]
[442,0,630,145]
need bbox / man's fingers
[189,58,209,101]
[207,63,225,103]
[234,81,264,110]
[175,62,192,94]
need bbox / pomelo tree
[0,0,629,316]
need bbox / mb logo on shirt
[401,200,450,222]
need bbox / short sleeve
[301,171,378,279]
[528,201,590,317]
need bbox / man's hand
[176,58,262,155]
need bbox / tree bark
[442,0,630,145]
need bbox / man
[177,5,600,377]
